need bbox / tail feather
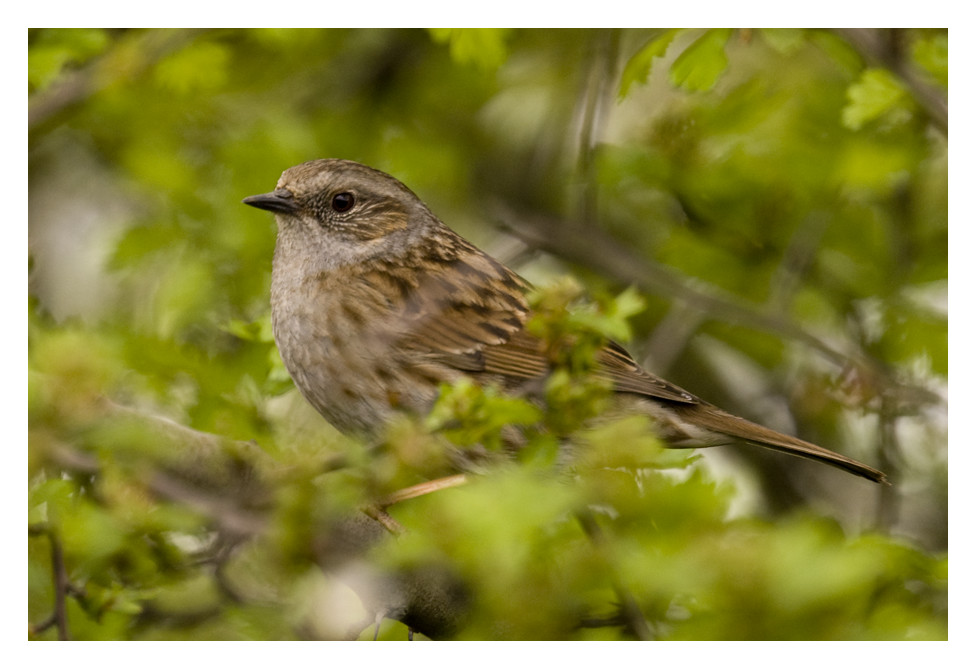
[673,404,889,484]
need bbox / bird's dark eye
[331,192,355,213]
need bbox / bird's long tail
[673,404,889,484]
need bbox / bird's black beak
[242,189,299,214]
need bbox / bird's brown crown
[272,159,434,241]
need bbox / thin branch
[362,505,407,535]
[767,212,831,314]
[876,393,900,530]
[101,398,273,466]
[49,439,268,537]
[28,524,72,640]
[36,392,480,639]
[364,475,470,536]
[380,474,469,507]
[497,205,855,366]
[101,398,349,476]
[643,302,707,374]
[49,396,274,536]
[495,205,941,411]
[575,510,653,640]
[572,29,621,226]
[29,29,207,131]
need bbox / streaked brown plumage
[243,159,887,484]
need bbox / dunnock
[244,159,886,483]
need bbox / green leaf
[575,414,669,470]
[425,378,542,450]
[619,29,680,99]
[913,33,947,88]
[567,286,645,343]
[223,317,274,343]
[428,28,512,71]
[28,28,109,91]
[669,29,733,92]
[29,47,74,91]
[842,68,911,130]
[60,502,129,570]
[758,28,807,55]
[811,30,863,76]
[153,41,229,94]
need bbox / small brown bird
[243,159,887,484]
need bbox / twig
[876,389,901,530]
[100,399,275,468]
[380,474,469,507]
[363,475,470,536]
[767,212,831,314]
[37,406,471,639]
[103,397,349,477]
[28,524,72,640]
[29,29,207,130]
[643,301,707,374]
[495,205,941,410]
[497,205,857,366]
[362,505,407,535]
[575,510,653,640]
[572,29,621,226]
[47,439,267,537]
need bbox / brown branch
[643,302,707,374]
[572,29,622,226]
[362,505,407,535]
[102,398,350,476]
[381,474,469,507]
[364,475,470,536]
[495,205,941,412]
[767,212,831,314]
[29,29,208,131]
[28,524,72,640]
[40,403,472,639]
[575,510,653,640]
[44,395,277,537]
[498,206,857,366]
[48,438,268,538]
[101,398,275,468]
[876,392,901,530]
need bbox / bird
[243,158,887,484]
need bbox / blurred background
[29,28,947,640]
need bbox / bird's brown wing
[391,249,534,359]
[393,249,699,405]
[595,340,698,404]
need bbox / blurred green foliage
[29,28,946,640]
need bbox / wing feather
[390,248,699,406]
